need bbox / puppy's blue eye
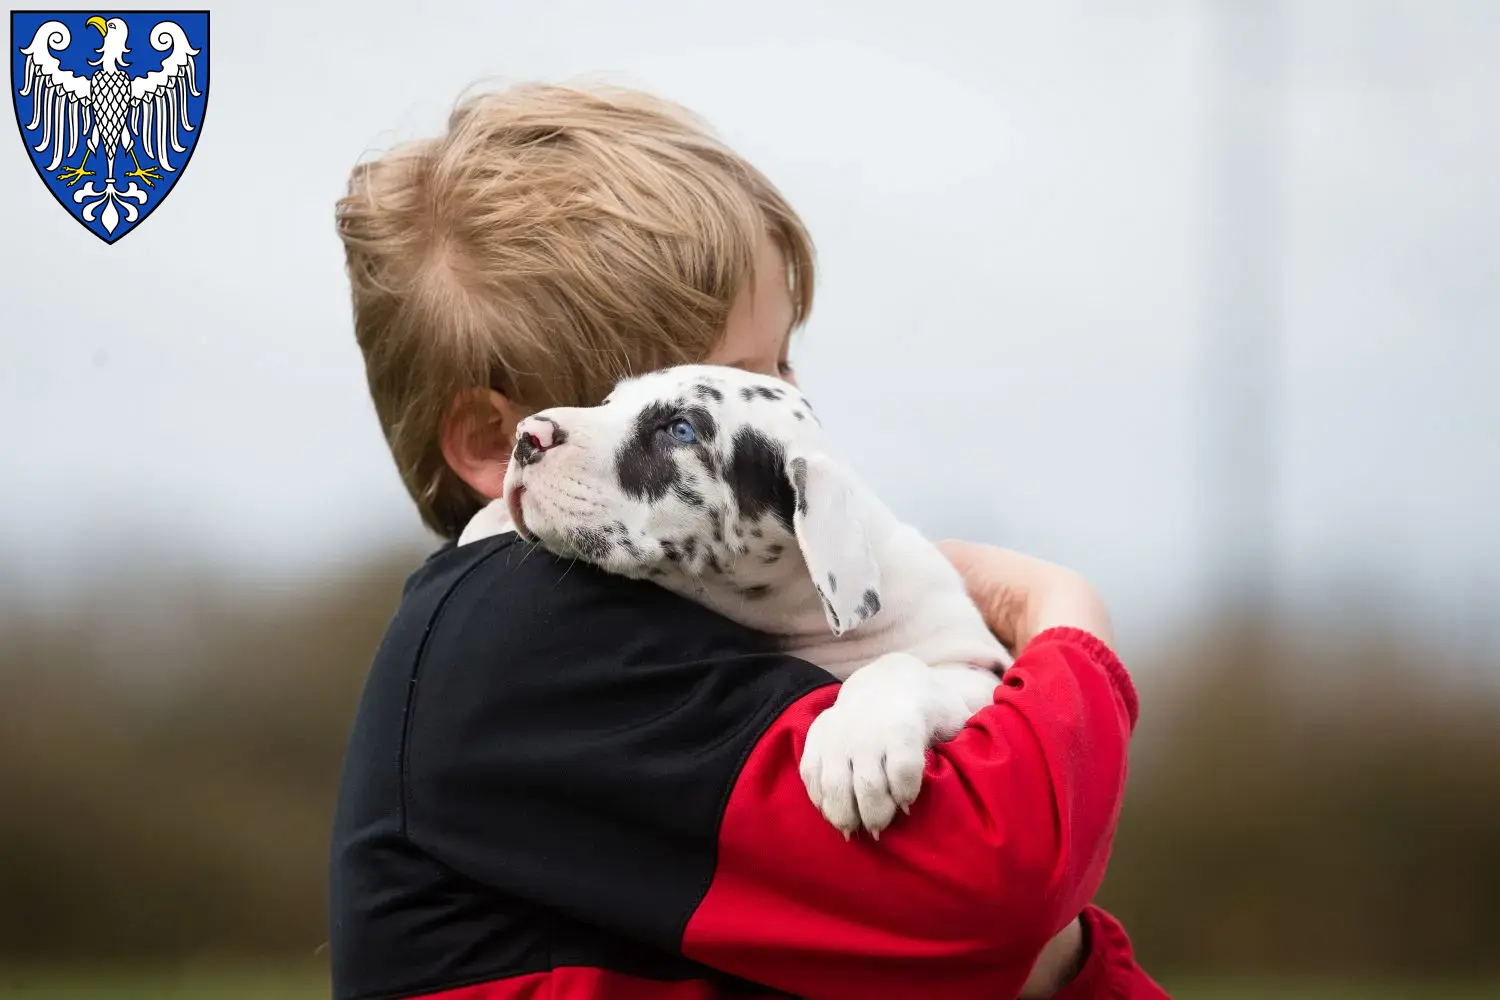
[666,418,697,444]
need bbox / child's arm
[677,625,1135,999]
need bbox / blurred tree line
[1,546,1497,977]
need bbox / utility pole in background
[1199,0,1287,633]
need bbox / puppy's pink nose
[520,417,557,449]
[514,416,567,467]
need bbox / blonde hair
[336,83,815,538]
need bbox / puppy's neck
[668,496,1009,678]
[653,523,833,640]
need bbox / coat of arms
[12,11,209,243]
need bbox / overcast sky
[3,0,1496,651]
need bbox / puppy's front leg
[799,654,997,838]
[927,663,1004,737]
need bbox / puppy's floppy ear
[784,452,883,636]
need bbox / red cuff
[1052,906,1170,1000]
[1025,627,1138,731]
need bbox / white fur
[466,365,1011,836]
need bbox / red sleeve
[682,627,1139,1000]
[1054,906,1172,999]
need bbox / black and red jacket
[329,532,1167,999]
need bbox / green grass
[2,969,1497,998]
[1164,980,1499,1000]
[0,967,328,998]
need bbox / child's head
[337,83,815,539]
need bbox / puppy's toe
[798,746,825,811]
[817,756,859,836]
[886,743,927,814]
[851,752,896,835]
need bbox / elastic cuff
[1027,626,1139,730]
[1051,905,1141,1000]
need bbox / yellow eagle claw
[58,165,95,186]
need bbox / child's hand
[1018,915,1086,998]
[936,540,1115,653]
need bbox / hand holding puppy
[937,541,1115,653]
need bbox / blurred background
[3,0,1498,996]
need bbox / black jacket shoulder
[329,534,829,1000]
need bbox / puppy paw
[797,653,938,838]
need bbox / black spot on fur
[789,457,809,517]
[693,383,724,403]
[681,536,698,558]
[616,400,683,502]
[728,428,797,527]
[709,509,724,542]
[673,482,705,507]
[827,572,837,594]
[618,535,643,559]
[856,588,882,619]
[793,410,806,421]
[738,584,772,600]
[705,551,723,575]
[661,540,681,563]
[572,527,611,561]
[821,594,840,630]
[680,404,719,445]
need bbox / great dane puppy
[463,364,1012,837]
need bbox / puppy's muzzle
[514,415,568,467]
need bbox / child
[329,82,1166,1000]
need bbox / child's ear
[441,389,529,501]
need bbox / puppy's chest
[647,526,1007,678]
[659,572,829,647]
[671,574,1000,680]
[776,608,1004,680]
[780,630,905,681]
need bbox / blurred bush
[2,550,1497,976]
[0,547,421,962]
[1103,619,1500,976]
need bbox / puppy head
[502,364,882,635]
